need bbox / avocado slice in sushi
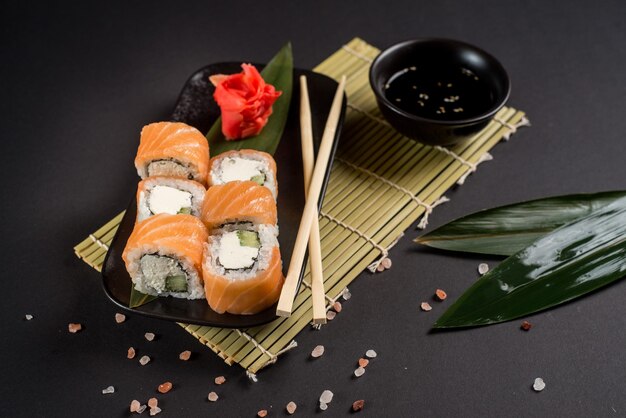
[237,230,261,248]
[177,207,192,215]
[250,174,266,186]
[165,275,188,292]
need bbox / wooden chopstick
[277,75,346,317]
[298,75,327,325]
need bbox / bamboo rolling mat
[74,37,528,376]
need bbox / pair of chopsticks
[276,75,346,321]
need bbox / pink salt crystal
[130,400,141,413]
[354,367,366,377]
[286,401,297,414]
[115,313,126,323]
[68,323,82,333]
[381,257,392,269]
[214,376,226,385]
[376,263,385,272]
[311,345,325,358]
[139,355,151,366]
[144,332,155,341]
[420,302,432,312]
[326,311,336,321]
[352,399,365,411]
[179,350,191,361]
[332,301,342,312]
[127,347,136,359]
[207,391,219,402]
[148,398,158,408]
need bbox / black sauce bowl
[369,38,510,146]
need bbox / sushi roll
[200,181,277,230]
[136,177,205,222]
[208,150,278,199]
[135,121,210,185]
[122,214,208,299]
[202,224,284,314]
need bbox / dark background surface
[2,1,626,417]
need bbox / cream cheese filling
[148,185,192,215]
[217,231,259,269]
[220,157,264,183]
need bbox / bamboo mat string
[347,103,390,126]
[433,148,494,185]
[341,44,374,63]
[319,210,404,273]
[89,234,109,251]
[234,329,298,368]
[335,157,450,229]
[300,279,335,304]
[493,115,531,140]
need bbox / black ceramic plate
[101,63,346,328]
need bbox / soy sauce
[384,66,495,121]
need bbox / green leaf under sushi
[129,287,157,308]
[414,191,626,256]
[434,196,626,328]
[206,42,294,156]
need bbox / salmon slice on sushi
[200,181,277,230]
[122,214,208,299]
[135,121,210,185]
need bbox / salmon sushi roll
[208,149,278,199]
[135,121,210,185]
[202,224,284,314]
[200,181,277,230]
[122,214,208,299]
[136,177,206,222]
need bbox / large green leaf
[206,42,293,156]
[434,196,626,328]
[129,287,157,308]
[415,191,626,256]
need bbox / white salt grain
[311,345,325,358]
[144,332,155,341]
[25,314,33,321]
[354,367,366,377]
[286,401,297,414]
[365,349,377,359]
[342,288,352,300]
[478,263,489,275]
[420,302,433,312]
[149,406,162,416]
[208,391,219,402]
[137,405,147,414]
[139,355,151,366]
[533,377,546,392]
[319,402,328,411]
[319,390,334,404]
[101,386,115,394]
